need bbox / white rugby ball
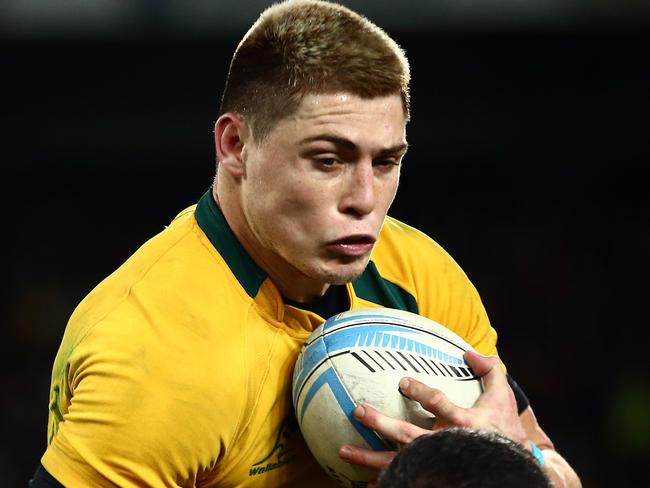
[292,307,483,487]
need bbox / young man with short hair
[32,1,580,486]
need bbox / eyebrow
[299,134,409,157]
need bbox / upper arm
[42,315,235,487]
[519,405,555,451]
[375,219,498,356]
[520,406,583,487]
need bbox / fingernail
[355,405,366,418]
[399,378,410,392]
[339,447,351,461]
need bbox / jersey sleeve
[418,244,498,357]
[507,374,531,414]
[41,306,244,488]
[375,218,498,357]
[416,250,498,357]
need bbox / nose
[339,161,375,217]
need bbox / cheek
[242,157,321,238]
[378,175,400,210]
[278,186,330,223]
[272,188,338,245]
[389,179,400,205]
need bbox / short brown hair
[219,0,410,141]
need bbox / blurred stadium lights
[1,0,649,40]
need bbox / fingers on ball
[339,445,396,469]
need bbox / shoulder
[54,203,255,409]
[372,216,497,355]
[373,215,468,289]
[66,204,247,343]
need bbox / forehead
[269,92,406,147]
[298,92,405,124]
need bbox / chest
[208,332,334,487]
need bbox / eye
[375,159,396,166]
[316,158,337,166]
[313,157,342,171]
[373,158,400,170]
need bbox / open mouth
[333,235,376,245]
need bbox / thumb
[463,350,506,391]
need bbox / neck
[213,185,330,303]
[274,277,331,303]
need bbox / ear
[215,113,249,178]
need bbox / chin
[313,261,368,286]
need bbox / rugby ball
[292,307,483,487]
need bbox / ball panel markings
[292,308,484,487]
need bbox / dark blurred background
[3,1,649,486]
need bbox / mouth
[327,235,376,256]
[331,234,376,245]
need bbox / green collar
[194,190,417,313]
[194,191,268,297]
[353,261,418,314]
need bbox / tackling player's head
[377,428,552,488]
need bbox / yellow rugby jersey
[41,191,498,487]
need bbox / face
[227,92,407,301]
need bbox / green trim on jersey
[195,190,418,313]
[42,194,497,488]
[353,261,418,314]
[195,191,267,297]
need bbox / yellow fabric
[42,197,497,487]
[366,218,498,357]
